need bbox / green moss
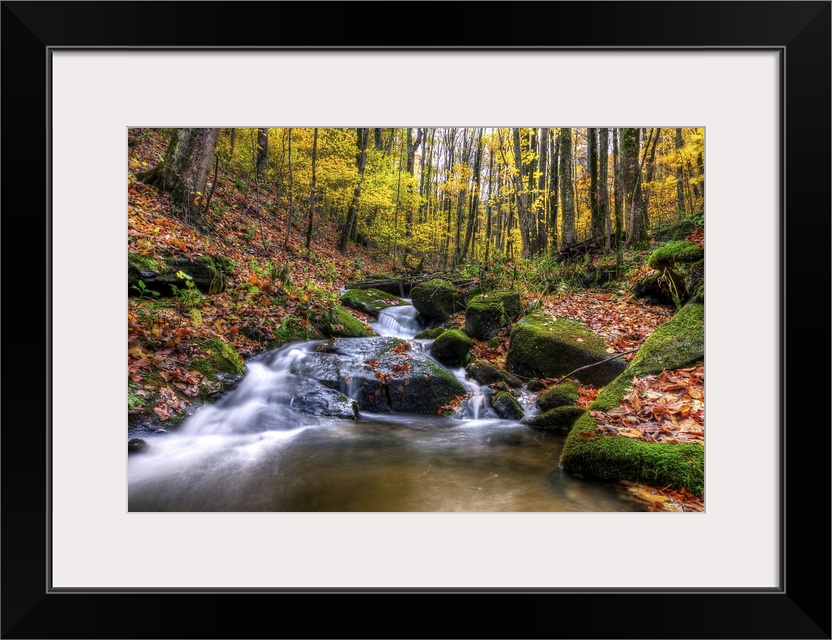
[561,412,704,496]
[487,336,501,348]
[410,278,460,322]
[491,391,525,420]
[268,318,319,349]
[189,337,246,379]
[414,327,446,340]
[506,314,625,386]
[593,303,704,411]
[340,288,407,317]
[128,252,163,272]
[465,359,523,388]
[522,406,586,431]
[647,241,704,269]
[128,389,146,411]
[143,370,166,387]
[536,380,580,410]
[316,303,375,338]
[430,329,473,367]
[464,291,522,340]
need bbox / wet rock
[128,438,149,454]
[522,406,586,432]
[491,391,525,420]
[465,359,523,388]
[290,337,465,415]
[340,288,408,317]
[128,253,232,296]
[430,329,473,367]
[291,380,358,419]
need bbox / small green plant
[691,211,704,227]
[170,270,204,326]
[131,279,159,301]
[131,279,172,335]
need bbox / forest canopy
[130,127,704,269]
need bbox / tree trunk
[675,128,686,218]
[548,132,559,251]
[337,128,370,252]
[483,146,494,266]
[599,128,611,249]
[284,128,294,247]
[405,127,423,251]
[509,128,533,256]
[534,127,549,254]
[305,128,318,251]
[612,129,624,271]
[229,128,236,158]
[256,128,269,177]
[453,131,471,265]
[621,127,646,247]
[558,128,576,246]
[137,128,221,222]
[393,129,405,266]
[588,127,604,240]
[461,128,483,261]
[639,128,660,236]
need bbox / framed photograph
[3,1,829,638]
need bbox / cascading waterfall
[128,303,648,512]
[370,303,429,338]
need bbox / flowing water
[128,304,648,512]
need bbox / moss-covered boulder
[410,278,461,322]
[592,302,704,412]
[632,240,704,306]
[647,240,704,269]
[491,391,524,420]
[536,380,579,410]
[522,406,586,432]
[505,314,626,387]
[339,288,408,317]
[314,304,375,338]
[560,412,704,496]
[430,329,473,367]
[414,327,446,340]
[128,253,233,296]
[465,359,523,388]
[464,291,522,340]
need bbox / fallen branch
[550,349,639,386]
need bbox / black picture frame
[2,2,829,638]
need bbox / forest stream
[128,303,649,512]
